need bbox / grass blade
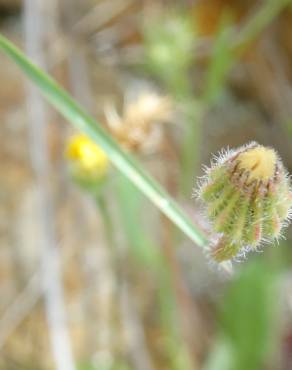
[0,34,208,248]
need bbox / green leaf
[220,259,279,370]
[203,18,234,105]
[0,34,208,249]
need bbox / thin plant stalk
[23,1,76,369]
[234,0,292,52]
[180,102,204,196]
[96,191,156,370]
[0,273,41,349]
[96,194,116,255]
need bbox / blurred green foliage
[205,258,279,370]
[143,10,237,195]
[114,173,162,266]
[203,19,234,106]
[115,174,193,369]
[77,362,133,370]
[144,11,199,195]
[143,12,194,99]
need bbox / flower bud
[65,134,109,191]
[197,142,292,262]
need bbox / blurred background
[1,0,292,369]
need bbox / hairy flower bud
[197,142,292,262]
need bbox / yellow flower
[65,134,109,179]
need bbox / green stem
[234,0,292,52]
[96,195,115,252]
[0,34,208,249]
[180,102,204,196]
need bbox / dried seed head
[105,93,173,154]
[197,142,292,263]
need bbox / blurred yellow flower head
[65,134,109,179]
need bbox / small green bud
[196,142,292,262]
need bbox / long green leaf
[0,34,208,248]
[235,0,292,51]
